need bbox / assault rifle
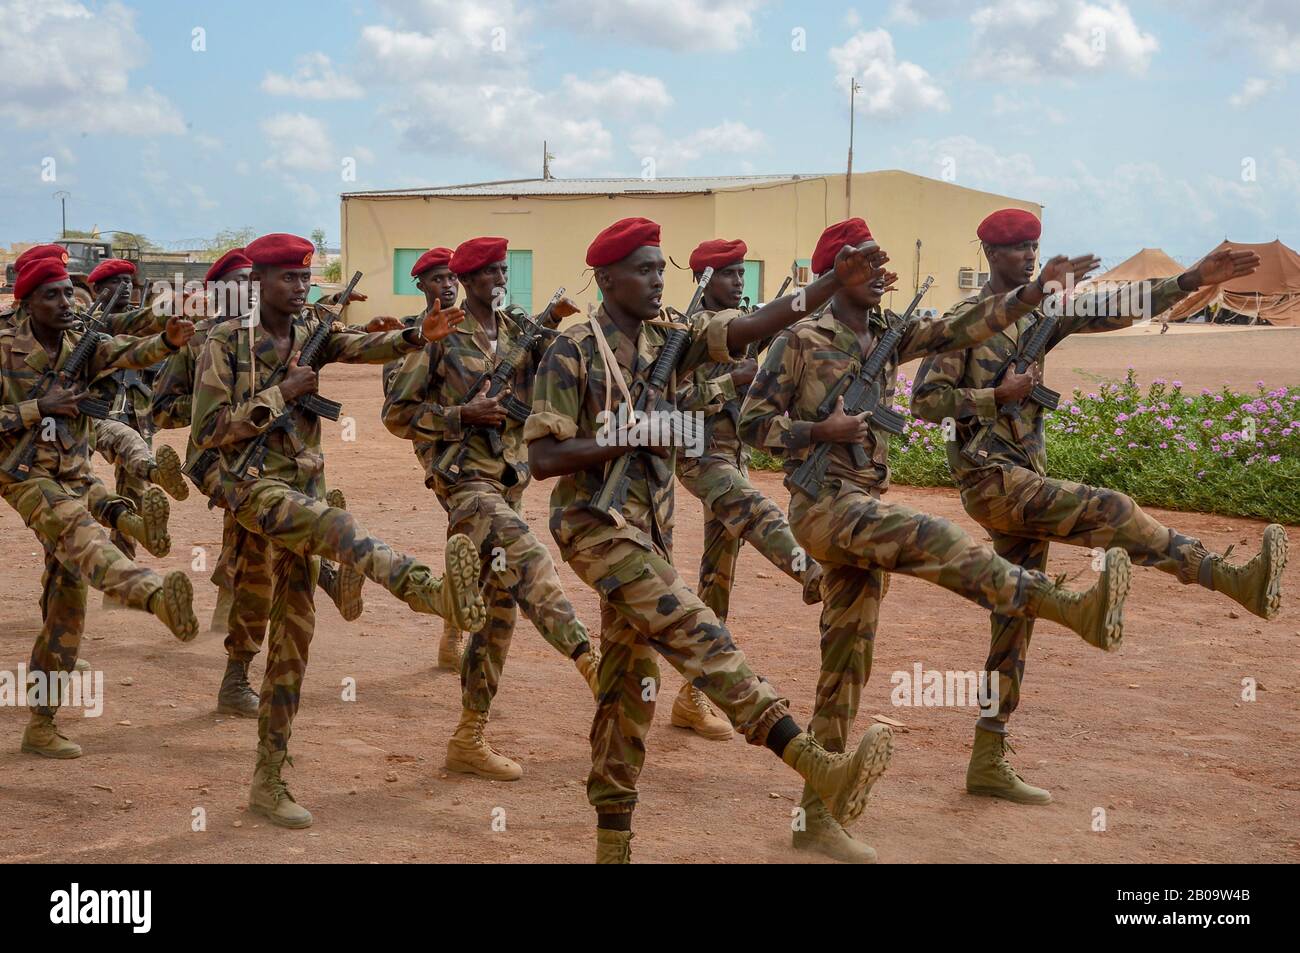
[0,283,125,482]
[786,276,934,499]
[228,271,362,480]
[589,267,713,524]
[959,311,1062,466]
[431,287,573,485]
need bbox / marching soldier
[0,256,200,758]
[380,247,467,673]
[384,238,599,782]
[151,248,366,718]
[910,208,1282,805]
[669,238,824,742]
[85,259,163,585]
[191,232,487,828]
[526,216,897,863]
[738,217,1133,863]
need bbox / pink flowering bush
[752,369,1299,523]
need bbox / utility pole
[845,77,860,216]
[54,190,70,237]
[542,141,554,180]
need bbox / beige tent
[1081,247,1185,286]
[1165,239,1300,326]
[1074,247,1186,322]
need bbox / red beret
[812,218,873,276]
[689,239,747,273]
[586,217,660,268]
[976,208,1041,246]
[411,247,454,278]
[15,244,69,272]
[245,233,315,268]
[15,258,70,300]
[205,248,253,284]
[87,258,136,286]
[450,237,508,276]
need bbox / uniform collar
[978,281,1029,345]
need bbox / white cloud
[968,1,1159,77]
[991,92,1065,124]
[829,30,949,117]
[261,114,337,173]
[1181,1,1300,76]
[358,0,531,80]
[0,0,183,134]
[888,0,970,25]
[383,83,613,175]
[560,72,672,120]
[1228,76,1280,107]
[629,121,765,174]
[547,0,762,52]
[262,53,363,100]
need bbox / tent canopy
[1082,247,1185,286]
[1166,239,1300,326]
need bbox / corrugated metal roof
[342,174,828,199]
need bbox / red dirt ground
[1,352,1297,864]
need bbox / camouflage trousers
[212,508,272,662]
[442,480,590,713]
[1,477,164,717]
[569,537,789,814]
[95,419,152,562]
[676,452,819,622]
[960,465,1206,725]
[231,478,436,753]
[789,481,1048,754]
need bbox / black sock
[570,643,590,661]
[597,812,632,832]
[765,715,802,758]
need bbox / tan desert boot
[21,713,83,759]
[596,828,633,864]
[669,683,733,741]
[151,571,199,642]
[965,726,1052,805]
[791,783,877,863]
[1029,547,1131,651]
[1199,524,1287,620]
[445,707,523,781]
[150,444,190,501]
[782,724,894,825]
[248,746,313,829]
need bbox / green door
[507,250,533,313]
[743,259,763,306]
[392,248,424,296]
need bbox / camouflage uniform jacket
[383,305,543,495]
[676,318,747,464]
[910,276,1190,483]
[738,290,1035,495]
[151,315,242,483]
[191,310,422,502]
[524,303,742,559]
[0,310,175,489]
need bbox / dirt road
[1,352,1296,864]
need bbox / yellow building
[339,171,1040,323]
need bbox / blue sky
[1,0,1297,266]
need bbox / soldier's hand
[462,381,508,426]
[364,316,404,332]
[811,396,872,444]
[730,358,759,390]
[550,296,580,323]
[37,381,88,418]
[164,315,196,347]
[832,242,889,288]
[421,300,465,343]
[280,356,319,402]
[995,365,1037,405]
[879,271,900,295]
[1185,248,1261,288]
[1036,254,1101,294]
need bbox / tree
[322,259,342,282]
[311,228,327,254]
[204,227,258,259]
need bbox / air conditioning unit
[977,271,990,285]
[957,267,977,289]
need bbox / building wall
[340,172,1040,324]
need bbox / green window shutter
[392,248,424,296]
[743,259,763,305]
[507,250,533,313]
[795,258,812,284]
